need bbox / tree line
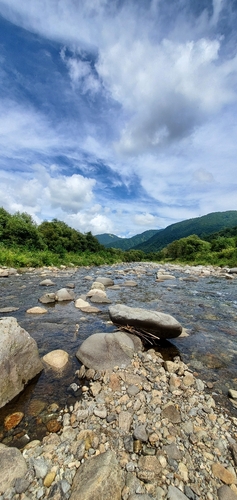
[0,207,237,268]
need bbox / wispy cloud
[0,0,236,235]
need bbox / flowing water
[0,263,237,447]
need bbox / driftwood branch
[114,323,160,345]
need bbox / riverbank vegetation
[0,208,236,268]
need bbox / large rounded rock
[109,304,182,339]
[0,317,43,408]
[0,444,28,494]
[76,331,141,370]
[70,450,122,500]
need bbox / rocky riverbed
[1,349,237,500]
[0,262,237,499]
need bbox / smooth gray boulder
[70,450,122,500]
[0,443,28,494]
[0,317,43,408]
[109,304,182,339]
[76,331,142,370]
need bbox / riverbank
[1,348,237,499]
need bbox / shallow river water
[0,263,237,446]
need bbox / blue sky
[0,0,237,236]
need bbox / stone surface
[70,450,122,500]
[76,331,139,370]
[212,463,236,484]
[4,412,24,430]
[94,276,114,286]
[55,288,75,301]
[109,304,182,339]
[42,349,69,370]
[217,485,237,500]
[0,444,28,494]
[26,306,48,314]
[39,292,56,304]
[0,317,43,408]
[39,279,55,286]
[167,486,189,499]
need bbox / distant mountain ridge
[96,229,160,250]
[96,211,237,253]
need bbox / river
[0,262,237,447]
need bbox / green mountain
[95,229,160,251]
[134,211,237,253]
[95,233,121,246]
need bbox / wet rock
[86,289,107,298]
[0,307,19,313]
[109,304,182,339]
[55,288,75,301]
[46,419,62,433]
[4,412,24,431]
[26,306,48,314]
[39,292,56,304]
[94,277,114,286]
[75,298,91,310]
[27,399,46,416]
[0,443,28,494]
[42,349,69,370]
[90,294,111,304]
[0,317,43,408]
[39,279,55,286]
[123,280,138,287]
[70,450,122,500]
[76,331,139,370]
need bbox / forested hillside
[134,211,237,252]
[96,229,160,250]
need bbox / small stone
[133,425,148,442]
[167,485,189,499]
[94,408,107,419]
[26,306,48,314]
[162,403,181,424]
[4,412,24,431]
[229,389,237,400]
[44,471,56,488]
[46,419,61,433]
[119,411,133,432]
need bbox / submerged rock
[109,304,182,339]
[42,349,69,370]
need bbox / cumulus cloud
[0,166,96,222]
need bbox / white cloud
[47,173,95,212]
[66,206,113,234]
[60,48,101,94]
[0,166,97,222]
[133,213,159,227]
